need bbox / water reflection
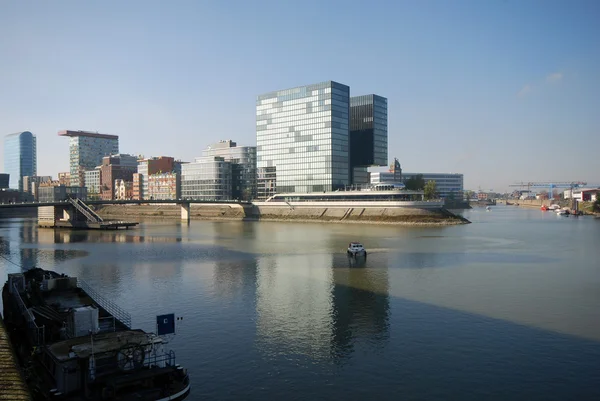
[213,258,258,298]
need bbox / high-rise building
[4,131,37,191]
[84,169,101,199]
[58,130,118,187]
[349,95,388,186]
[203,140,256,200]
[181,156,232,200]
[256,81,351,198]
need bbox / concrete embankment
[94,204,470,226]
[0,315,31,401]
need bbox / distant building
[58,172,71,186]
[23,176,52,200]
[349,95,388,186]
[136,156,177,200]
[58,130,119,187]
[132,173,142,200]
[564,188,600,202]
[181,156,231,200]
[84,169,101,199]
[0,173,9,189]
[4,131,37,191]
[202,140,256,200]
[370,171,464,199]
[37,186,87,202]
[147,172,180,200]
[114,179,133,200]
[100,154,137,200]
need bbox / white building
[114,179,132,200]
[370,171,464,199]
[563,188,599,202]
[84,169,101,197]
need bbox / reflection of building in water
[255,254,334,358]
[329,259,390,359]
[213,258,258,299]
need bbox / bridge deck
[0,316,31,400]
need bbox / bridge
[0,198,251,227]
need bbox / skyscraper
[349,95,388,185]
[4,131,37,191]
[58,130,119,187]
[256,81,350,198]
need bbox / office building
[58,172,71,186]
[99,154,137,200]
[349,95,388,186]
[181,156,232,200]
[4,131,37,191]
[371,171,464,199]
[137,156,177,200]
[37,186,87,203]
[203,140,256,200]
[58,130,118,186]
[0,173,9,189]
[256,81,351,198]
[84,169,101,199]
[23,176,52,201]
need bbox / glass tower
[4,131,37,191]
[203,140,257,200]
[349,95,388,185]
[256,81,350,198]
[58,130,119,187]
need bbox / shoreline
[94,204,470,226]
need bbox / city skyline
[1,1,599,191]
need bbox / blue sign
[156,313,175,335]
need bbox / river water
[1,206,599,400]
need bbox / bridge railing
[77,280,132,329]
[11,283,45,346]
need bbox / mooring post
[181,202,190,224]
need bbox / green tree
[404,174,425,190]
[594,195,600,212]
[424,180,438,200]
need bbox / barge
[2,269,190,400]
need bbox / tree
[594,194,600,212]
[424,180,438,200]
[404,174,425,190]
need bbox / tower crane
[509,181,587,200]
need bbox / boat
[548,204,560,210]
[347,242,367,258]
[486,206,491,211]
[540,205,549,211]
[556,208,570,216]
[2,268,190,401]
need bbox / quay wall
[0,315,32,400]
[94,204,469,225]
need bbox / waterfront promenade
[0,315,31,400]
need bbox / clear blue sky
[1,0,598,191]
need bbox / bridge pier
[181,202,190,224]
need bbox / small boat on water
[486,206,491,211]
[556,208,570,216]
[2,268,190,401]
[541,205,549,211]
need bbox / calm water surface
[1,206,599,400]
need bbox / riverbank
[93,204,470,226]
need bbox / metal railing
[77,280,131,329]
[11,283,45,346]
[68,198,104,222]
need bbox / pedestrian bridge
[0,198,250,226]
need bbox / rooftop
[58,130,118,140]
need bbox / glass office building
[4,131,37,191]
[180,156,232,200]
[350,95,388,185]
[58,130,119,187]
[256,81,350,198]
[203,140,257,200]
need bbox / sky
[1,0,599,192]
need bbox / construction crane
[509,181,587,200]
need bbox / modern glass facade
[180,156,232,200]
[350,95,388,185]
[58,130,119,187]
[4,131,37,191]
[371,171,464,199]
[203,140,257,200]
[256,81,350,198]
[84,169,101,197]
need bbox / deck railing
[11,283,45,346]
[77,280,132,329]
